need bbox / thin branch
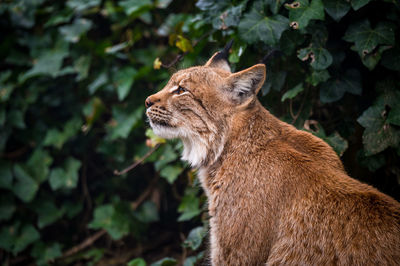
[61,229,107,258]
[114,144,160,176]
[131,175,159,210]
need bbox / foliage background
[0,0,399,265]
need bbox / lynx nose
[145,97,153,108]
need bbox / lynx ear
[225,64,266,104]
[205,40,233,72]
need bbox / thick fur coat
[145,50,400,265]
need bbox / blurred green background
[0,0,399,265]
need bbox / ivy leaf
[31,242,62,266]
[280,30,305,56]
[26,149,53,183]
[358,105,400,155]
[59,18,92,43]
[43,117,82,149]
[387,103,400,126]
[381,46,400,71]
[262,71,287,95]
[13,164,39,203]
[285,0,325,29]
[238,8,289,46]
[127,258,147,266]
[297,45,333,70]
[0,161,13,190]
[306,69,330,86]
[184,226,206,251]
[33,200,65,228]
[322,0,350,22]
[320,69,361,103]
[324,131,349,156]
[343,20,395,56]
[119,0,153,16]
[281,83,304,102]
[160,165,183,184]
[21,39,69,81]
[358,151,385,172]
[178,188,201,222]
[134,201,159,223]
[0,194,15,221]
[150,257,177,266]
[113,67,137,101]
[49,157,81,190]
[89,204,131,240]
[66,0,101,12]
[175,35,193,53]
[88,72,108,94]
[107,106,144,140]
[350,0,371,10]
[13,224,40,255]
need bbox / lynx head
[145,45,266,167]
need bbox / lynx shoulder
[145,46,400,265]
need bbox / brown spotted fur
[145,51,400,265]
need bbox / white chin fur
[150,121,208,167]
[150,121,180,139]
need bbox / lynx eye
[173,86,187,95]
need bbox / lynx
[145,45,400,265]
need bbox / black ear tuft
[213,39,234,63]
[205,40,233,72]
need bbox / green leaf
[59,18,92,43]
[154,144,178,171]
[160,165,183,184]
[21,39,69,81]
[31,242,62,266]
[262,71,287,96]
[119,0,153,15]
[67,0,101,12]
[13,164,39,203]
[281,83,304,102]
[113,67,137,101]
[381,46,400,71]
[49,157,82,190]
[150,257,177,266]
[43,117,82,149]
[306,69,330,86]
[26,149,53,183]
[184,226,206,250]
[178,188,201,222]
[324,131,349,156]
[280,30,305,56]
[88,203,131,240]
[73,55,91,81]
[134,201,159,223]
[128,258,147,266]
[358,151,385,172]
[0,161,13,189]
[107,106,144,140]
[387,103,400,126]
[285,0,325,29]
[320,69,361,103]
[322,0,350,22]
[298,45,332,70]
[0,194,15,221]
[88,72,108,94]
[0,223,18,252]
[343,20,396,56]
[238,8,289,46]
[33,200,65,228]
[358,104,400,155]
[13,224,40,255]
[350,0,371,10]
